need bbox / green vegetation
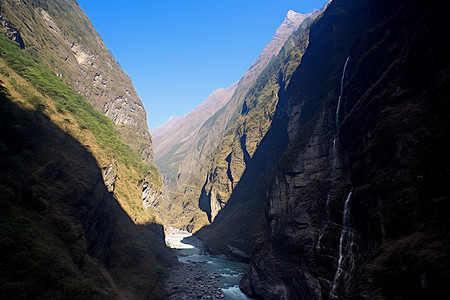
[1,0,153,172]
[0,34,155,176]
[0,35,161,224]
[161,19,314,233]
[1,0,96,70]
[0,52,173,299]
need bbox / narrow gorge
[1,0,449,299]
[159,0,450,298]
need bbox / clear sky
[76,0,327,130]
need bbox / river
[165,227,252,300]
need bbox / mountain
[0,33,173,300]
[3,0,449,298]
[0,0,162,225]
[152,9,313,187]
[196,0,450,298]
[151,82,238,185]
[155,8,326,232]
[0,0,173,298]
[0,0,153,163]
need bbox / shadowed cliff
[196,0,450,298]
[0,83,174,299]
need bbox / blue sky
[77,0,327,129]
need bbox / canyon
[1,0,449,299]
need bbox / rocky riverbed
[164,228,250,300]
[166,258,226,299]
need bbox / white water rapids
[165,227,251,299]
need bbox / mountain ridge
[194,0,450,298]
[0,0,154,163]
[152,9,312,188]
[0,32,174,299]
[156,5,328,232]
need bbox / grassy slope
[0,35,173,299]
[0,0,153,163]
[0,35,161,224]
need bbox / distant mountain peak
[286,9,303,21]
[152,6,323,186]
[276,10,311,36]
[286,9,298,17]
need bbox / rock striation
[153,9,313,187]
[0,0,163,225]
[158,8,323,232]
[0,0,154,163]
[195,0,450,299]
[101,158,118,192]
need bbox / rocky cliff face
[153,10,312,188]
[0,0,153,163]
[0,14,25,48]
[0,0,163,224]
[218,0,450,298]
[237,10,312,89]
[158,8,323,232]
[192,5,333,227]
[195,0,450,298]
[197,22,314,224]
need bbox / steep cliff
[0,0,153,163]
[197,0,450,298]
[197,21,313,224]
[151,82,238,185]
[0,0,163,224]
[0,35,174,298]
[153,10,312,187]
[0,1,174,297]
[159,8,325,232]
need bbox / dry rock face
[238,0,450,299]
[158,8,322,231]
[153,9,315,190]
[140,180,163,208]
[0,0,153,163]
[0,15,25,48]
[101,158,118,193]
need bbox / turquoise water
[166,228,251,299]
[178,247,251,299]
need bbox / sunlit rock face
[193,0,450,299]
[0,0,154,163]
[152,9,312,188]
[152,7,325,232]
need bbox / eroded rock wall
[0,0,153,163]
[240,0,450,298]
